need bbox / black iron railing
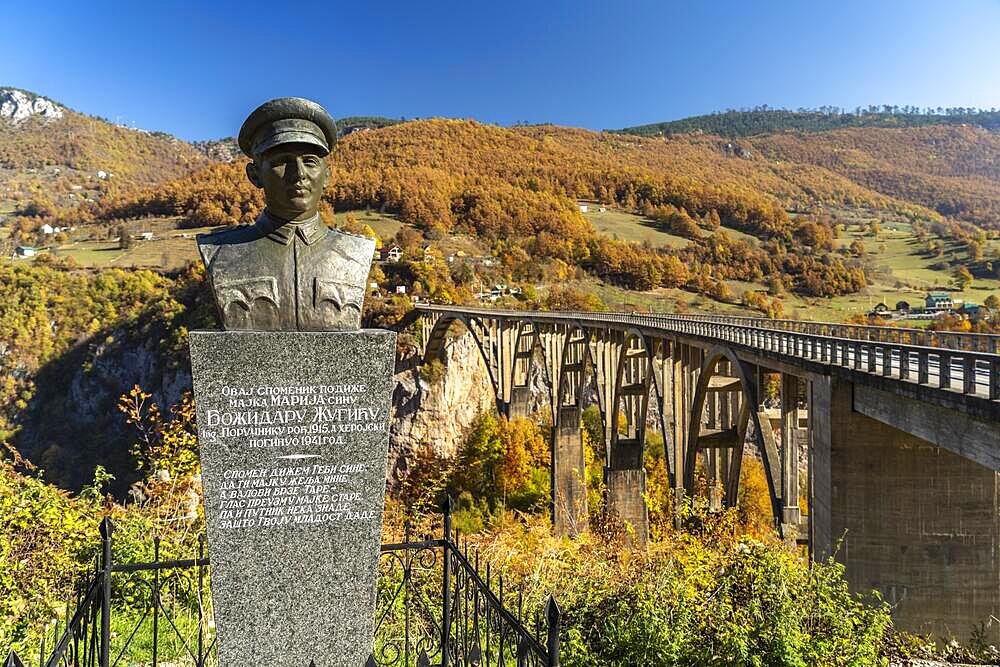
[6,499,559,667]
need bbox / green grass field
[584,207,761,249]
[332,209,403,243]
[583,208,691,248]
[50,223,219,269]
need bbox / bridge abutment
[828,378,1000,643]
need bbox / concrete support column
[605,467,648,545]
[671,342,686,520]
[552,405,589,536]
[829,377,1000,642]
[780,373,801,539]
[808,376,832,560]
[506,385,532,419]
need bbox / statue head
[238,98,338,222]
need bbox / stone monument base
[189,330,396,667]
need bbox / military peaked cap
[238,97,337,158]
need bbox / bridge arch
[554,324,599,418]
[608,328,654,470]
[423,313,556,419]
[683,345,783,530]
[510,321,539,389]
[422,313,504,414]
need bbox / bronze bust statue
[197,97,374,331]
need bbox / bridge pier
[505,385,533,420]
[605,467,648,545]
[826,378,1000,642]
[780,373,802,541]
[552,405,589,536]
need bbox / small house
[579,204,589,213]
[961,303,989,322]
[39,223,55,235]
[139,231,154,241]
[925,292,953,310]
[382,245,403,262]
[895,300,910,312]
[395,285,406,295]
[14,246,36,258]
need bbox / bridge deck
[416,305,1000,423]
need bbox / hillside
[89,119,883,300]
[337,115,404,134]
[752,125,1000,229]
[4,95,1000,321]
[95,116,999,237]
[0,88,209,214]
[614,107,1000,138]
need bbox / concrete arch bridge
[414,304,1000,640]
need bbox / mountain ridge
[612,108,1000,138]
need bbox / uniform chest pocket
[215,276,280,314]
[314,278,363,312]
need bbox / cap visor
[253,130,329,157]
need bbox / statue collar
[254,210,327,246]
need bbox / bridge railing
[649,312,1000,354]
[415,305,1000,403]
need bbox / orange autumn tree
[450,413,549,516]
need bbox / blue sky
[2,0,999,140]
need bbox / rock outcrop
[0,88,64,122]
[389,333,495,486]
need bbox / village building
[925,292,955,310]
[381,245,402,262]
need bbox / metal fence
[6,499,559,667]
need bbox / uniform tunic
[197,211,375,331]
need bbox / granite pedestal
[189,330,396,667]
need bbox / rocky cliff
[0,88,63,123]
[388,333,495,486]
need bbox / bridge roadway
[413,304,1000,642]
